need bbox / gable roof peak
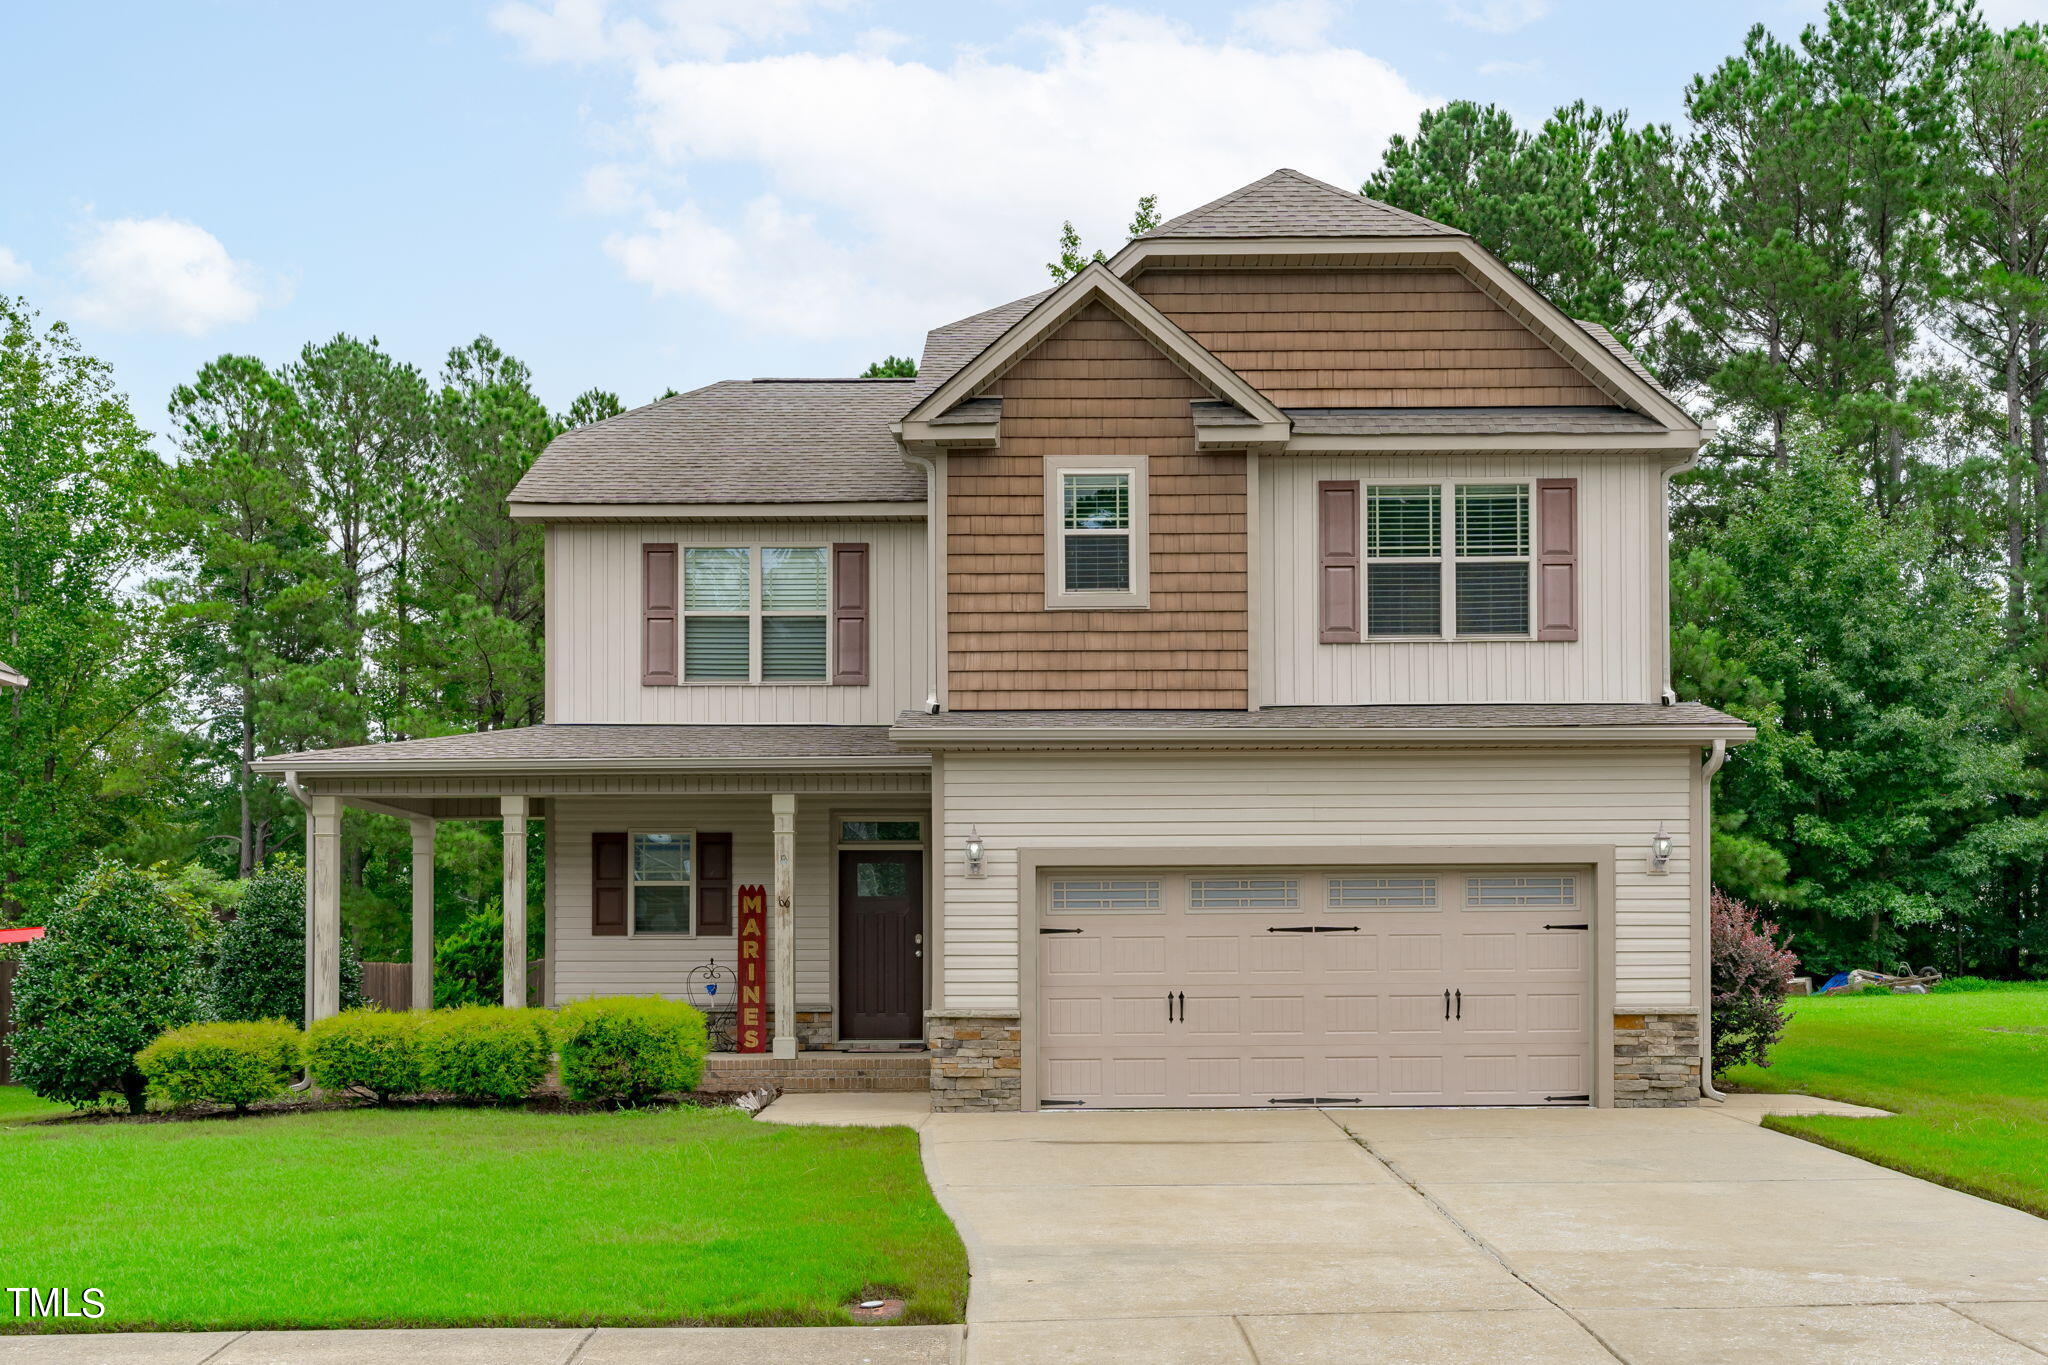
[1142,167,1464,241]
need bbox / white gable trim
[898,262,1288,444]
[1107,237,1697,433]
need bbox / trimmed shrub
[422,1006,555,1102]
[307,1009,429,1102]
[557,996,709,1106]
[12,860,204,1114]
[433,898,503,1009]
[210,857,363,1023]
[137,1020,303,1115]
[1711,890,1800,1074]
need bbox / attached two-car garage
[1035,866,1593,1108]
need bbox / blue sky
[3,0,2042,441]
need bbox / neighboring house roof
[252,724,922,773]
[1142,168,1464,241]
[510,379,927,507]
[892,703,1753,746]
[0,659,24,689]
[0,926,45,945]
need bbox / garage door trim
[1017,843,1619,1111]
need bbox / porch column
[409,817,435,1010]
[501,796,528,1008]
[307,794,343,1022]
[771,792,797,1059]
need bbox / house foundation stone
[927,1008,1022,1112]
[1612,1010,1702,1107]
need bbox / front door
[838,850,924,1039]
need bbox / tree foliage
[209,856,363,1023]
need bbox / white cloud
[1442,1,1549,34]
[493,0,851,64]
[1232,0,1344,50]
[1477,58,1542,76]
[0,247,30,289]
[510,5,1435,342]
[66,216,284,337]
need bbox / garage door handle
[1455,988,1461,1020]
[1444,989,1451,1020]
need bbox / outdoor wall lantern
[964,828,986,878]
[1649,824,1673,874]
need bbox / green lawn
[1722,981,2048,1217]
[0,1089,966,1333]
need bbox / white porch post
[409,817,435,1010]
[307,794,343,1022]
[501,796,529,1008]
[771,792,798,1059]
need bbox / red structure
[735,886,767,1053]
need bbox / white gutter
[250,754,931,778]
[1697,739,1729,1101]
[891,724,1756,750]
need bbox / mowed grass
[1722,982,2048,1217]
[0,1092,965,1333]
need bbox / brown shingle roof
[510,380,924,505]
[1143,169,1463,241]
[1575,321,1682,410]
[254,724,914,769]
[915,290,1052,394]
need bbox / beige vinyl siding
[1259,456,1667,705]
[936,748,1694,1014]
[550,793,927,1010]
[545,520,927,724]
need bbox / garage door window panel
[1188,877,1300,910]
[1328,876,1438,910]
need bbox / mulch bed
[25,1089,770,1126]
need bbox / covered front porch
[251,725,934,1069]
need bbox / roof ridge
[1271,166,1448,233]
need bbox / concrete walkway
[920,1101,2048,1363]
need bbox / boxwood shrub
[556,996,709,1106]
[307,1009,429,1102]
[421,1006,556,1102]
[137,1020,303,1115]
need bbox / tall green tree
[0,299,177,918]
[1047,194,1165,282]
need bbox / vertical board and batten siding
[936,749,1695,1014]
[1131,267,1615,408]
[949,301,1249,709]
[1261,456,1667,705]
[551,794,928,1010]
[546,520,926,724]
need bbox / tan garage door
[1036,868,1592,1108]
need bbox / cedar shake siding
[947,302,1249,710]
[1132,267,1612,408]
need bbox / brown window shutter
[1318,480,1361,644]
[591,832,628,936]
[695,833,733,936]
[1536,478,1580,642]
[642,543,678,686]
[830,542,870,686]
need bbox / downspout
[281,770,315,1092]
[904,452,942,713]
[1697,739,1728,1100]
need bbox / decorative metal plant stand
[686,958,739,1052]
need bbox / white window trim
[1363,479,1535,642]
[1043,456,1150,610]
[681,544,832,685]
[627,829,697,937]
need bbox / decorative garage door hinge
[1039,927,1084,934]
[1266,925,1363,933]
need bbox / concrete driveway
[921,1102,2048,1364]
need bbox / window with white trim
[682,546,829,681]
[1044,459,1148,608]
[1364,483,1532,639]
[631,832,694,934]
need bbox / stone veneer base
[1612,1010,1703,1107]
[927,1008,1023,1112]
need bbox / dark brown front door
[839,850,924,1039]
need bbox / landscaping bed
[0,1084,966,1332]
[1722,980,2048,1218]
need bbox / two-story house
[257,169,1751,1112]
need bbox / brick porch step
[704,1050,929,1094]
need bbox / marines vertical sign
[736,884,768,1053]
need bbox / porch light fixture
[1649,824,1673,874]
[964,828,986,879]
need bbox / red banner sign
[735,885,768,1053]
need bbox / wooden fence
[362,960,546,1011]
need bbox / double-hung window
[631,832,694,934]
[1365,483,1531,638]
[682,546,829,681]
[1045,459,1149,608]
